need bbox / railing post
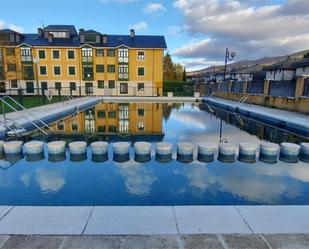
[243,81,248,94]
[263,80,270,97]
[228,80,233,93]
[295,77,305,100]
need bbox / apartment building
[0,25,167,96]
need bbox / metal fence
[246,80,264,95]
[304,78,309,97]
[220,81,229,92]
[230,81,244,93]
[268,79,297,97]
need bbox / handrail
[0,98,48,135]
[2,96,55,133]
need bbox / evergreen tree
[163,52,175,81]
[182,68,187,82]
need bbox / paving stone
[62,235,122,249]
[222,235,269,249]
[0,206,92,235]
[0,236,9,248]
[0,235,64,249]
[174,206,251,234]
[181,235,224,249]
[264,234,309,249]
[84,206,177,235]
[0,207,12,220]
[122,235,179,249]
[237,206,309,233]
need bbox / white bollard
[90,141,108,162]
[238,143,258,163]
[197,143,217,162]
[0,140,4,156]
[177,142,194,163]
[113,142,130,162]
[279,142,301,163]
[3,141,24,161]
[155,142,173,162]
[134,142,151,162]
[24,141,44,161]
[259,142,279,164]
[218,143,236,163]
[69,141,87,162]
[300,142,309,163]
[47,141,66,162]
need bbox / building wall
[266,69,295,81]
[0,46,164,96]
[296,66,309,77]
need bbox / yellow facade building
[0,25,166,96]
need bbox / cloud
[0,19,23,33]
[173,0,309,69]
[129,21,148,31]
[144,2,166,14]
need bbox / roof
[82,30,101,34]
[13,33,167,49]
[44,25,75,30]
[0,29,17,34]
[264,58,300,71]
[292,58,309,68]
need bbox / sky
[1,0,309,71]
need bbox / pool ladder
[0,96,55,136]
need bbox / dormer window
[20,47,32,62]
[49,31,67,38]
[84,35,96,43]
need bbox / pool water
[0,102,308,206]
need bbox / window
[98,125,106,132]
[41,82,48,91]
[85,82,93,94]
[119,64,129,79]
[138,51,145,60]
[57,121,65,130]
[118,47,129,63]
[108,125,117,132]
[52,50,60,59]
[96,64,104,73]
[6,48,15,56]
[137,122,144,131]
[107,49,115,57]
[84,35,96,43]
[50,32,67,38]
[96,49,104,57]
[107,65,115,73]
[82,48,93,62]
[138,67,145,76]
[0,34,10,42]
[55,82,62,90]
[108,111,116,118]
[138,83,144,91]
[97,110,105,118]
[23,65,34,79]
[38,50,46,59]
[67,50,75,59]
[53,66,61,75]
[26,82,34,93]
[120,83,128,94]
[72,122,79,131]
[68,66,76,75]
[40,66,47,75]
[108,80,115,89]
[20,47,32,62]
[8,63,16,72]
[11,80,18,88]
[98,80,104,89]
[70,82,76,91]
[0,82,6,93]
[83,65,93,80]
[138,108,144,116]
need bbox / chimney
[48,32,53,43]
[38,28,43,37]
[130,29,135,38]
[102,34,108,44]
[79,28,85,34]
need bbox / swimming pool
[0,102,308,206]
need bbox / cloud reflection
[36,168,65,193]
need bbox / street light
[33,57,40,96]
[219,48,236,143]
[223,48,235,81]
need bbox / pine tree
[182,68,187,82]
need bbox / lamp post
[33,57,40,96]
[219,48,236,143]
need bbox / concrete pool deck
[1,206,309,235]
